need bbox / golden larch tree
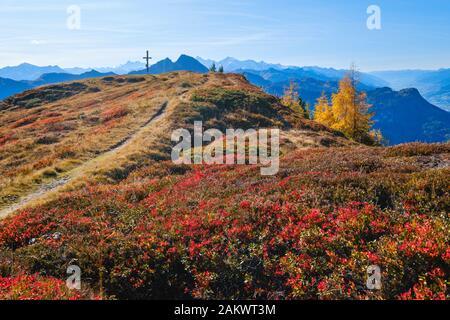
[313,92,335,127]
[330,72,373,142]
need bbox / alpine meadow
[0,0,449,306]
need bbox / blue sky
[0,0,449,71]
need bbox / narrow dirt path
[0,101,169,219]
[0,177,71,219]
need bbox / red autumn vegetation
[0,143,448,300]
[0,274,84,300]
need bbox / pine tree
[298,97,311,119]
[218,65,224,73]
[210,63,217,73]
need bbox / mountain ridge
[0,63,66,81]
[241,74,450,145]
[371,68,450,111]
[368,87,450,144]
[130,55,208,75]
[0,72,448,300]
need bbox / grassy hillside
[0,72,349,215]
[0,73,448,300]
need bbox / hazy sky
[0,0,449,71]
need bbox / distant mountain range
[240,70,450,145]
[196,57,288,72]
[0,70,116,100]
[368,87,450,144]
[371,69,450,111]
[64,61,146,75]
[130,55,208,74]
[0,63,66,81]
[197,57,388,88]
[0,77,34,99]
[0,62,144,81]
[30,70,116,87]
[0,55,448,145]
[240,68,388,90]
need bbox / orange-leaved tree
[314,67,376,143]
[313,92,335,127]
[331,74,373,141]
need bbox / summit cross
[143,50,152,74]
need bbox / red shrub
[0,274,84,300]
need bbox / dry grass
[0,75,167,208]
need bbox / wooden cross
[143,50,152,74]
